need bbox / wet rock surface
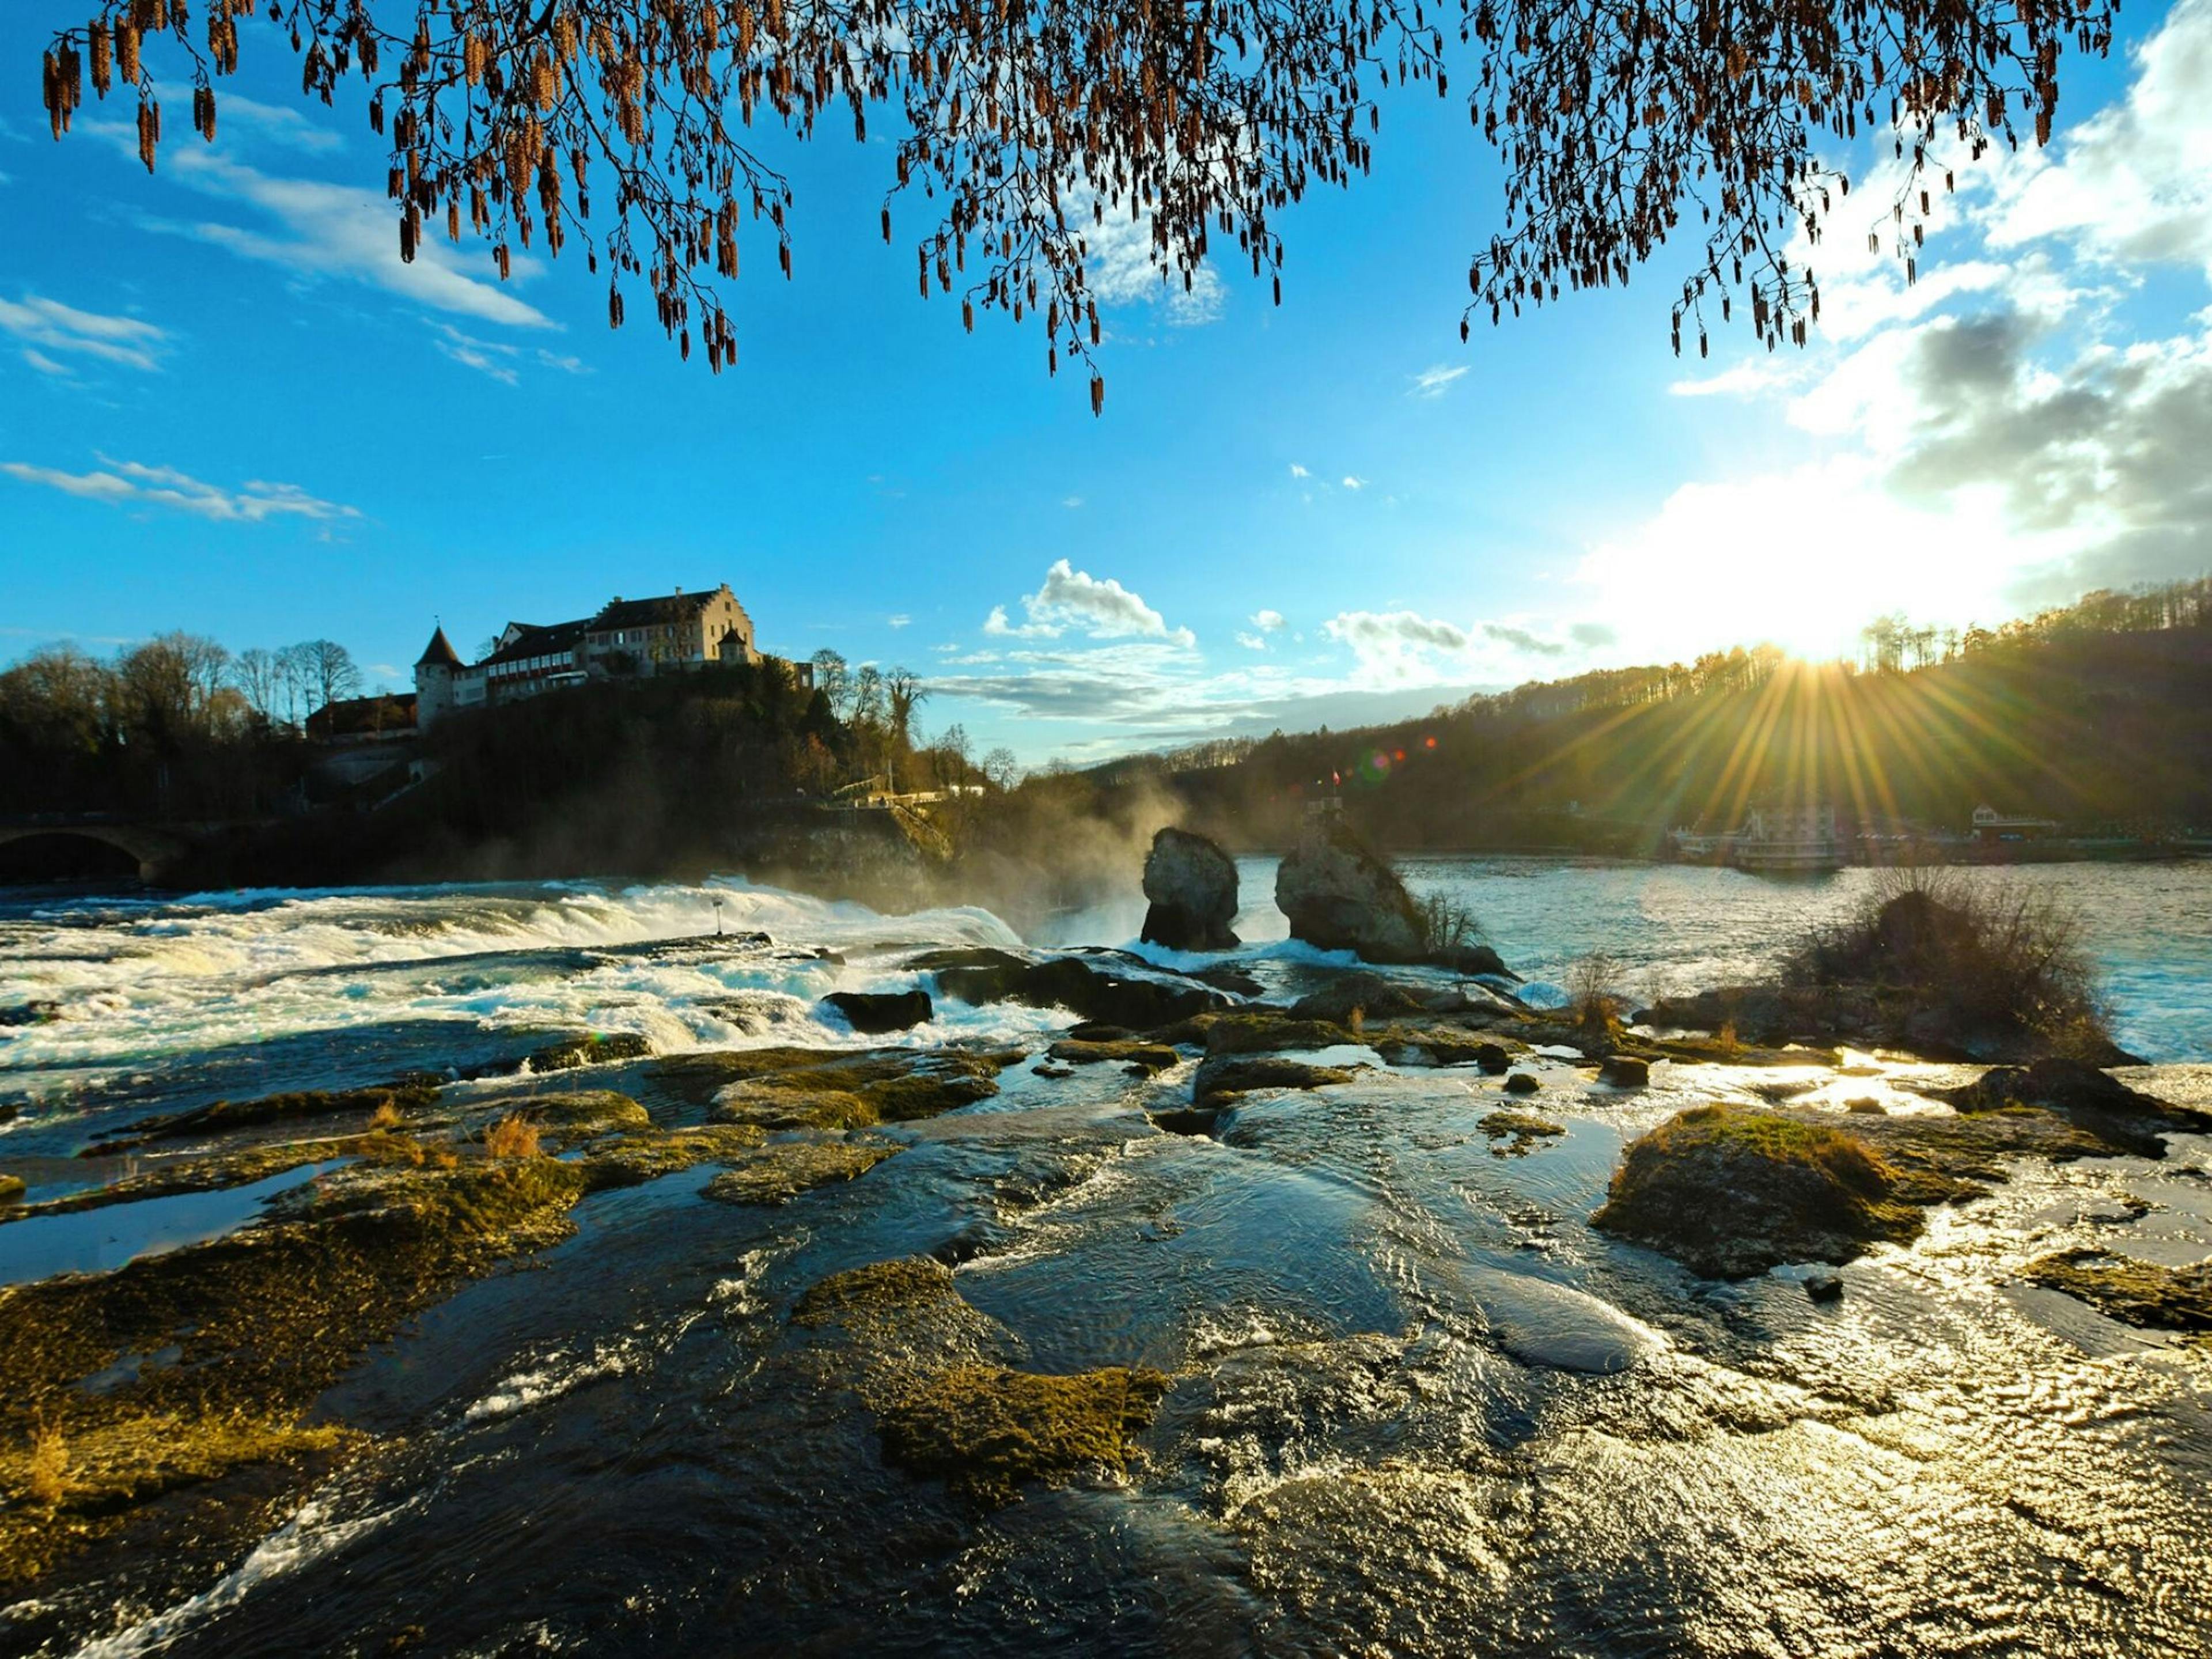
[3,897,2210,1658]
[821,988,934,1033]
[911,946,1234,1028]
[1274,816,1429,963]
[1139,827,1241,952]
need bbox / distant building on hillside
[1971,804,2061,843]
[1671,802,1844,872]
[415,583,809,728]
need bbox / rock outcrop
[1273,815,1511,976]
[909,946,1233,1028]
[1275,816,1427,963]
[1592,1105,1920,1278]
[821,989,934,1034]
[1139,828,1240,952]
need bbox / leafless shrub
[1785,866,2110,1051]
[1416,892,1483,957]
[1567,951,1626,1039]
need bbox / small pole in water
[713,897,724,937]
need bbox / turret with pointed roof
[416,626,464,669]
[414,626,465,727]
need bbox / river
[1,858,2209,1656]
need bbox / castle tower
[414,626,463,729]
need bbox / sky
[2,3,2209,764]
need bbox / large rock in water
[1274,815,1427,964]
[1140,828,1241,952]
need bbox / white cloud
[887,614,912,628]
[1078,194,1224,324]
[1596,0,2212,646]
[1288,463,1309,478]
[103,133,554,329]
[21,349,70,376]
[1984,0,2212,278]
[1408,364,1468,398]
[1251,609,1286,632]
[215,94,347,154]
[0,293,167,372]
[1236,632,1268,650]
[1341,475,1366,490]
[987,559,1194,646]
[1,456,360,524]
[1323,609,1468,673]
[430,322,590,383]
[1062,496,1084,509]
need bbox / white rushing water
[2,858,2207,1132]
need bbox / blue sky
[2,3,2208,763]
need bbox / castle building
[415,584,794,728]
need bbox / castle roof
[415,626,463,668]
[478,620,589,666]
[588,586,733,632]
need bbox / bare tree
[276,642,317,729]
[232,646,283,721]
[809,649,853,719]
[982,747,1020,793]
[884,667,926,754]
[35,0,2113,398]
[296,638,362,715]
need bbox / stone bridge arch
[0,824,189,885]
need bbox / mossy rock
[525,1032,654,1073]
[1199,1013,1355,1056]
[1502,1071,1542,1096]
[86,1082,440,1154]
[0,1156,590,1591]
[1046,1039,1181,1074]
[791,1256,959,1325]
[578,1124,768,1190]
[1592,1104,1923,1278]
[8,1132,437,1222]
[1480,1110,1564,1157]
[484,1090,650,1138]
[876,1363,1172,1508]
[701,1141,902,1206]
[0,1175,23,1207]
[1192,1054,1356,1110]
[706,1050,1006,1130]
[2022,1251,2212,1335]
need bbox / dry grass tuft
[482,1114,542,1161]
[25,1423,66,1508]
[367,1101,404,1131]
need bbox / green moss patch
[791,1256,960,1327]
[703,1050,1009,1130]
[1199,1013,1355,1057]
[578,1124,768,1190]
[0,1156,589,1591]
[2022,1251,2212,1335]
[701,1141,902,1206]
[0,1175,25,1206]
[876,1364,1172,1508]
[1479,1110,1564,1157]
[1593,1104,1923,1278]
